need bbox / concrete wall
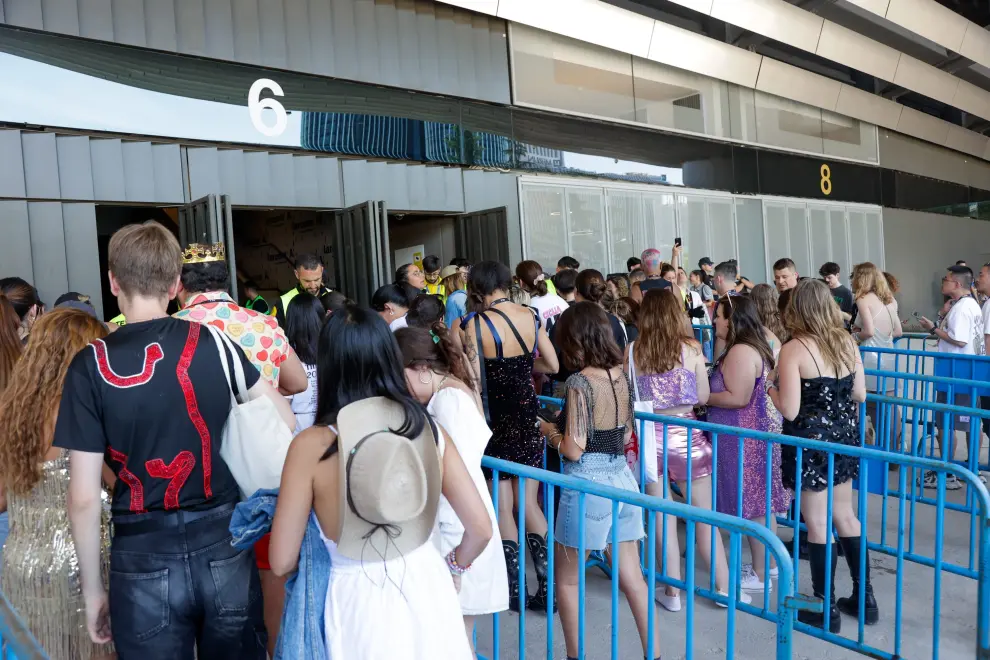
[882,207,990,318]
[0,0,510,104]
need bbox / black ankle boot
[526,533,557,613]
[836,536,879,625]
[503,540,528,613]
[797,542,841,634]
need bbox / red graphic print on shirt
[91,339,164,388]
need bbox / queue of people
[2,226,962,660]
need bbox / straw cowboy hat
[335,397,442,562]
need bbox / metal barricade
[477,457,803,660]
[692,324,715,363]
[0,591,47,659]
[533,395,990,659]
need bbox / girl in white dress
[269,305,493,659]
[395,324,509,649]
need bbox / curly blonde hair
[851,262,894,304]
[0,308,107,494]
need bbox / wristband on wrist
[446,549,471,575]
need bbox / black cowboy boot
[836,536,880,625]
[526,533,557,613]
[503,540,528,613]
[797,542,841,634]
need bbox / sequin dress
[780,345,860,492]
[634,347,713,482]
[463,308,542,480]
[2,450,113,659]
[709,360,791,519]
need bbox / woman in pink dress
[708,295,791,595]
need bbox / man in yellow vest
[422,255,446,302]
[272,253,332,327]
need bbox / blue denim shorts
[556,454,645,551]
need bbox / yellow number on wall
[820,164,832,196]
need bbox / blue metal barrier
[691,324,715,362]
[0,592,48,659]
[534,394,990,660]
[477,457,804,660]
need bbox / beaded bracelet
[446,549,471,575]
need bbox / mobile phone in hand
[674,237,682,247]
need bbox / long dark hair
[555,301,622,371]
[285,292,324,365]
[515,260,549,297]
[718,295,775,370]
[315,305,429,460]
[395,326,474,390]
[0,277,37,392]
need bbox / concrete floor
[474,472,983,660]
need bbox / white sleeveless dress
[428,387,509,615]
[319,429,473,659]
[860,302,897,393]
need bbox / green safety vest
[546,280,557,296]
[110,314,126,326]
[425,281,446,303]
[273,286,331,322]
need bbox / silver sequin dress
[1,450,113,659]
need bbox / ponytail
[0,295,23,393]
[394,325,475,392]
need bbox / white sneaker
[739,566,773,593]
[742,563,778,579]
[715,590,752,608]
[920,471,964,490]
[947,474,964,490]
[655,591,681,612]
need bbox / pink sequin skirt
[655,410,713,483]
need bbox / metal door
[334,201,388,306]
[455,207,509,264]
[178,194,238,300]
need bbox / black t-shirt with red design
[54,317,259,517]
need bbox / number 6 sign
[248,78,288,137]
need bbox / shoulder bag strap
[628,340,643,402]
[207,325,238,406]
[209,325,249,404]
[474,315,490,422]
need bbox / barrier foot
[785,594,824,613]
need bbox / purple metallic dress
[636,365,713,482]
[709,361,792,519]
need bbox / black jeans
[109,506,266,660]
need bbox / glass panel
[787,204,811,279]
[641,192,677,258]
[829,208,850,278]
[511,24,636,122]
[708,198,736,264]
[521,184,567,272]
[848,209,869,267]
[865,210,884,268]
[606,191,641,274]
[765,203,789,278]
[632,58,731,137]
[735,197,767,283]
[567,188,608,272]
[728,84,758,143]
[823,110,878,163]
[809,206,831,277]
[754,92,824,154]
[677,195,709,270]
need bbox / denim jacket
[230,489,331,660]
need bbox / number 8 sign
[248,79,288,137]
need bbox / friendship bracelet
[446,549,471,575]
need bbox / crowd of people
[0,218,984,659]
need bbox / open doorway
[96,205,181,321]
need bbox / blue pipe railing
[477,457,805,660]
[533,393,990,660]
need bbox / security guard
[242,280,270,315]
[272,253,332,327]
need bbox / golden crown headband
[182,243,226,264]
